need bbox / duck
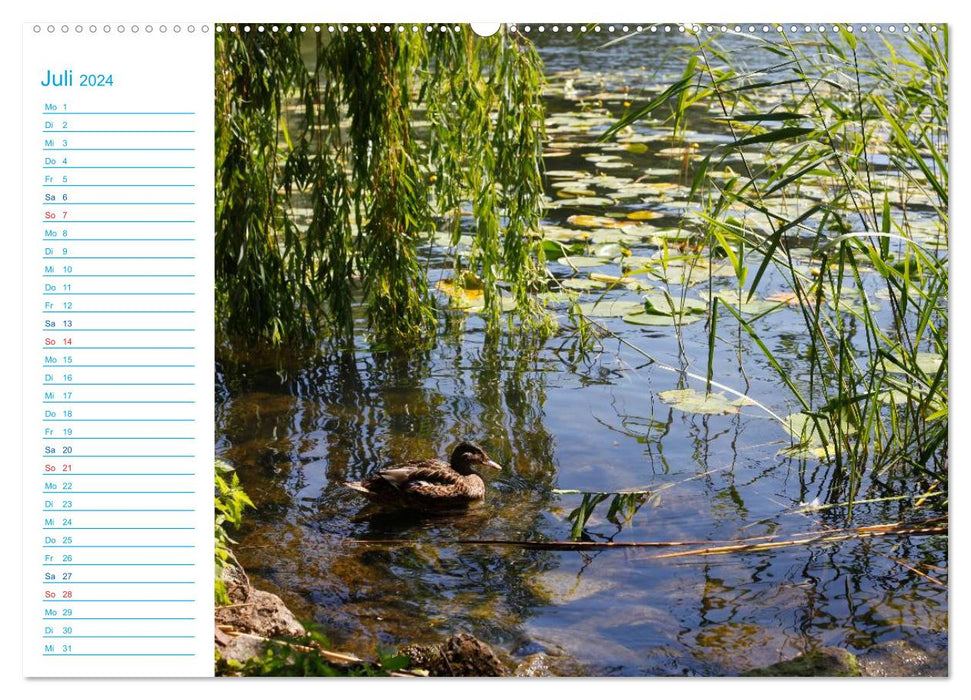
[345,441,502,510]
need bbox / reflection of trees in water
[682,512,947,675]
[214,326,562,654]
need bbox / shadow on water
[216,326,570,658]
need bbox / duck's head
[450,441,503,475]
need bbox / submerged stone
[400,633,510,677]
[742,647,861,677]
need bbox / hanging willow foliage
[215,25,550,348]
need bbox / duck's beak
[483,459,503,471]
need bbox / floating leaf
[559,255,611,268]
[555,187,596,197]
[731,396,759,407]
[643,293,707,316]
[538,291,579,305]
[765,291,800,307]
[567,214,628,229]
[547,169,590,179]
[435,279,483,309]
[597,161,634,169]
[620,255,657,270]
[659,389,739,415]
[594,243,626,259]
[560,278,608,291]
[626,210,665,221]
[576,300,646,317]
[781,412,855,459]
[586,272,649,291]
[556,196,616,207]
[461,294,518,314]
[587,229,644,245]
[915,352,944,375]
[541,225,590,243]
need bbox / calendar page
[17,4,954,689]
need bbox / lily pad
[555,187,597,197]
[588,273,653,292]
[567,214,629,229]
[594,243,627,259]
[597,161,634,169]
[556,196,616,207]
[538,291,579,305]
[626,210,665,221]
[547,170,590,179]
[711,289,784,315]
[435,278,483,309]
[782,412,855,459]
[462,294,518,314]
[621,255,657,270]
[643,293,707,316]
[587,229,645,245]
[915,352,945,375]
[559,255,611,269]
[560,278,608,291]
[647,264,715,287]
[659,389,740,415]
[541,225,590,243]
[576,300,646,317]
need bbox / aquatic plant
[215,25,549,348]
[604,25,948,499]
[214,459,254,605]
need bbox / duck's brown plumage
[345,442,501,510]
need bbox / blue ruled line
[43,527,195,530]
[44,564,194,567]
[44,258,194,261]
[43,293,196,296]
[43,130,196,133]
[43,239,197,242]
[43,167,195,169]
[41,220,195,224]
[45,583,194,586]
[43,148,195,151]
[48,203,194,205]
[43,111,196,115]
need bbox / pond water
[215,29,947,675]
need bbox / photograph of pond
[212,23,947,677]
